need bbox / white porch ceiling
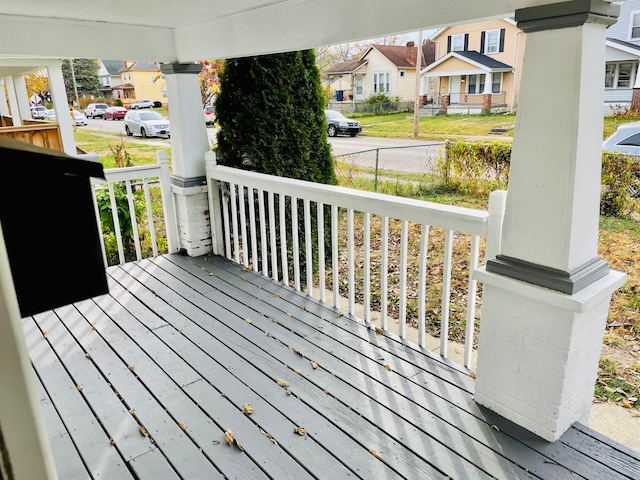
[0,0,569,76]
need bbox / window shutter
[464,33,469,51]
[447,36,451,53]
[499,28,506,52]
[480,31,486,53]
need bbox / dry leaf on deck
[384,364,391,371]
[301,305,306,311]
[274,293,281,298]
[375,327,383,335]
[491,424,500,431]
[91,323,97,330]
[245,318,252,324]
[76,385,83,392]
[293,426,307,436]
[110,438,116,446]
[129,409,135,415]
[469,372,477,379]
[243,403,253,414]
[295,369,302,375]
[370,449,383,461]
[276,378,290,387]
[128,365,135,371]
[43,331,48,339]
[285,388,292,396]
[224,429,234,445]
[179,422,186,430]
[293,348,303,356]
[139,426,149,437]
[311,361,318,369]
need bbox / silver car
[603,121,640,156]
[124,110,170,138]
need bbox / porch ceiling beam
[0,14,176,61]
[173,0,569,61]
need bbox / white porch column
[160,63,212,257]
[0,78,9,117]
[5,76,22,126]
[47,63,77,156]
[14,75,32,122]
[474,0,627,442]
[482,72,493,95]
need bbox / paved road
[84,118,441,171]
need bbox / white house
[97,59,125,99]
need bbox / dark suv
[324,109,361,137]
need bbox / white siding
[362,49,400,99]
[604,88,633,103]
[607,0,640,44]
[606,45,640,62]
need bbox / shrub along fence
[335,140,640,219]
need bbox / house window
[451,34,465,52]
[485,29,500,54]
[631,12,640,40]
[605,62,637,89]
[428,77,435,92]
[373,72,390,94]
[492,73,502,93]
[467,74,485,94]
[399,70,406,78]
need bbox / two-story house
[323,41,436,108]
[604,0,640,114]
[111,61,167,108]
[420,18,525,113]
[97,60,125,100]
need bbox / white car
[124,110,170,138]
[84,103,108,118]
[31,105,48,119]
[204,105,215,125]
[72,110,88,126]
[130,99,155,109]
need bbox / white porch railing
[206,152,507,370]
[91,150,178,266]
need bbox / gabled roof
[323,59,367,75]
[421,50,512,75]
[112,83,134,89]
[100,59,125,75]
[606,38,640,56]
[361,42,436,69]
[120,61,159,73]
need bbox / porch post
[631,73,640,111]
[474,0,627,442]
[482,73,493,114]
[0,79,9,118]
[47,63,77,156]
[13,75,32,122]
[5,76,22,126]
[160,63,212,257]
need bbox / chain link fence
[334,143,447,193]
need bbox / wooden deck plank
[108,270,405,480]
[23,315,135,480]
[167,254,631,480]
[33,309,159,463]
[114,261,448,479]
[132,258,536,479]
[167,253,636,480]
[99,277,321,480]
[32,369,91,480]
[76,294,273,480]
[62,300,221,480]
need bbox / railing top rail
[98,163,163,183]
[207,162,489,236]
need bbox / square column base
[473,267,626,442]
[173,184,212,257]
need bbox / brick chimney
[406,41,415,47]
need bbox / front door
[449,76,461,104]
[354,76,364,101]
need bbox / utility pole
[413,30,423,140]
[69,59,80,108]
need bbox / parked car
[72,110,88,126]
[31,105,48,119]
[104,106,127,120]
[43,109,56,121]
[324,109,361,137]
[84,103,108,118]
[204,105,215,125]
[124,110,170,138]
[130,99,155,109]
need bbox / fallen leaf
[370,449,383,461]
[245,318,252,324]
[243,403,253,414]
[622,399,633,409]
[76,385,83,392]
[224,429,234,445]
[139,426,149,437]
[311,360,318,369]
[91,323,97,330]
[293,348,303,355]
[285,388,292,396]
[243,267,251,272]
[469,372,477,379]
[491,425,500,431]
[384,364,391,371]
[43,331,48,339]
[293,426,307,436]
[337,311,344,317]
[301,305,307,311]
[128,365,135,371]
[274,293,281,298]
[110,438,116,445]
[179,422,187,430]
[129,409,135,415]
[276,378,290,387]
[295,369,302,375]
[375,327,383,335]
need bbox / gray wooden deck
[24,253,640,479]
